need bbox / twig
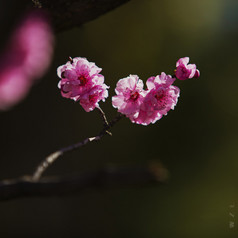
[97,106,109,127]
[97,107,112,136]
[0,164,168,201]
[32,112,123,181]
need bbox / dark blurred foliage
[0,0,238,237]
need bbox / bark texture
[33,0,130,31]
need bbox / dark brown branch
[32,113,123,181]
[34,0,130,32]
[0,164,168,201]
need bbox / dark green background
[0,0,238,237]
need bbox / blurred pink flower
[112,75,146,119]
[57,57,109,111]
[175,57,200,80]
[0,68,31,110]
[0,9,54,110]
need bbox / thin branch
[0,164,168,201]
[32,112,123,181]
[32,136,100,181]
[97,106,110,128]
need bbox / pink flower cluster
[57,56,199,125]
[57,57,109,112]
[0,10,54,110]
[112,73,180,125]
[112,57,199,125]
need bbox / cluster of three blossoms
[57,57,200,126]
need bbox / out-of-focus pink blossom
[0,9,54,110]
[57,57,109,111]
[112,75,146,119]
[0,68,30,110]
[112,73,180,126]
[175,57,200,80]
[9,10,54,79]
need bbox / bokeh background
[0,0,238,237]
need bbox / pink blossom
[112,75,146,118]
[9,10,54,79]
[0,10,54,110]
[113,73,180,125]
[57,57,109,111]
[132,73,180,125]
[175,57,200,80]
[0,68,30,110]
[80,84,109,112]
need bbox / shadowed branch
[0,164,168,201]
[32,0,130,32]
[32,112,123,181]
